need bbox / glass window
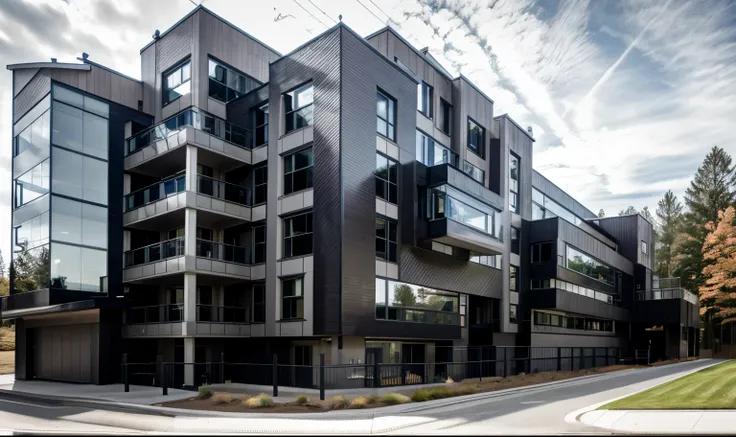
[375,153,398,204]
[417,82,433,118]
[470,255,501,268]
[510,265,518,292]
[531,242,554,263]
[375,277,386,319]
[253,225,266,264]
[163,60,192,105]
[283,211,313,258]
[53,84,109,118]
[463,160,485,184]
[11,244,50,293]
[283,147,313,195]
[376,90,396,141]
[52,147,108,205]
[52,101,108,159]
[14,109,50,164]
[50,243,106,292]
[509,154,519,214]
[509,304,518,324]
[429,186,501,238]
[252,283,265,323]
[14,212,49,252]
[440,99,452,135]
[15,159,50,208]
[375,216,398,262]
[253,164,268,204]
[566,245,614,286]
[284,83,314,134]
[511,226,519,254]
[51,197,107,249]
[380,279,460,325]
[208,58,260,103]
[253,103,269,147]
[416,130,458,167]
[282,277,304,320]
[467,118,485,158]
[641,240,648,254]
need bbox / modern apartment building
[2,5,698,386]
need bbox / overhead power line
[367,0,393,23]
[293,0,332,29]
[354,0,388,25]
[306,0,338,24]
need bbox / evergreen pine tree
[655,190,683,278]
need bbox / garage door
[34,323,98,383]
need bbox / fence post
[121,353,129,393]
[527,347,532,374]
[579,347,584,370]
[319,353,325,401]
[557,347,562,372]
[503,348,508,378]
[272,354,278,398]
[374,360,381,388]
[569,348,573,371]
[162,363,168,396]
[220,352,225,384]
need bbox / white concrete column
[185,145,198,192]
[184,273,197,323]
[123,230,131,252]
[184,337,195,387]
[123,173,131,195]
[184,208,197,257]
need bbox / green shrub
[244,393,274,408]
[350,396,370,409]
[210,392,233,405]
[295,394,308,405]
[366,394,380,405]
[454,385,480,396]
[379,393,411,405]
[198,384,214,399]
[326,395,351,410]
[410,389,431,402]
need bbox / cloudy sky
[1,0,735,260]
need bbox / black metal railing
[125,174,185,211]
[124,237,185,268]
[195,240,248,265]
[195,305,249,323]
[126,108,252,154]
[285,104,313,134]
[196,175,251,206]
[127,304,184,324]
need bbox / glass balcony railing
[197,175,251,206]
[125,174,185,211]
[195,239,248,265]
[428,185,503,240]
[285,104,313,134]
[637,288,698,305]
[124,237,185,267]
[196,305,249,323]
[126,108,252,155]
[127,304,183,324]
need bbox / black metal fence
[121,346,627,400]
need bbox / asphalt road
[0,359,720,435]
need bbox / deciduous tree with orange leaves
[699,206,736,323]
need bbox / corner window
[463,160,484,184]
[163,60,191,105]
[253,102,268,147]
[15,160,50,208]
[511,226,520,255]
[283,211,313,258]
[284,83,314,134]
[282,277,304,320]
[375,153,398,204]
[283,147,313,195]
[376,216,397,262]
[417,82,433,118]
[531,242,553,263]
[376,90,396,141]
[509,154,519,214]
[208,57,261,103]
[641,240,648,255]
[440,99,452,135]
[467,118,485,159]
[510,265,518,292]
[253,225,266,264]
[509,304,518,324]
[253,164,268,204]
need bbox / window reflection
[51,197,107,249]
[15,160,50,208]
[375,278,460,325]
[428,185,501,239]
[566,245,614,286]
[52,101,108,160]
[11,244,50,293]
[52,147,108,205]
[50,243,106,292]
[14,212,49,252]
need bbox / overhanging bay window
[428,185,502,239]
[375,277,460,325]
[416,130,458,167]
[284,82,314,134]
[566,245,614,286]
[208,57,261,103]
[163,60,191,105]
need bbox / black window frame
[417,81,434,119]
[283,146,314,195]
[281,276,305,320]
[375,152,398,204]
[284,82,314,134]
[162,59,192,106]
[509,153,520,214]
[253,163,268,205]
[641,240,648,255]
[252,224,266,264]
[467,117,486,159]
[509,304,518,324]
[511,226,520,254]
[439,98,452,135]
[376,90,396,141]
[253,102,269,148]
[510,264,518,292]
[251,282,265,323]
[531,242,554,263]
[462,160,485,185]
[208,56,261,103]
[283,210,313,258]
[375,215,398,263]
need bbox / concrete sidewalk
[580,409,736,434]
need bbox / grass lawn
[601,360,736,410]
[0,351,14,375]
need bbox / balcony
[124,237,185,268]
[124,108,254,171]
[425,185,505,255]
[634,278,699,326]
[196,305,249,324]
[123,174,256,229]
[127,304,184,324]
[637,283,698,306]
